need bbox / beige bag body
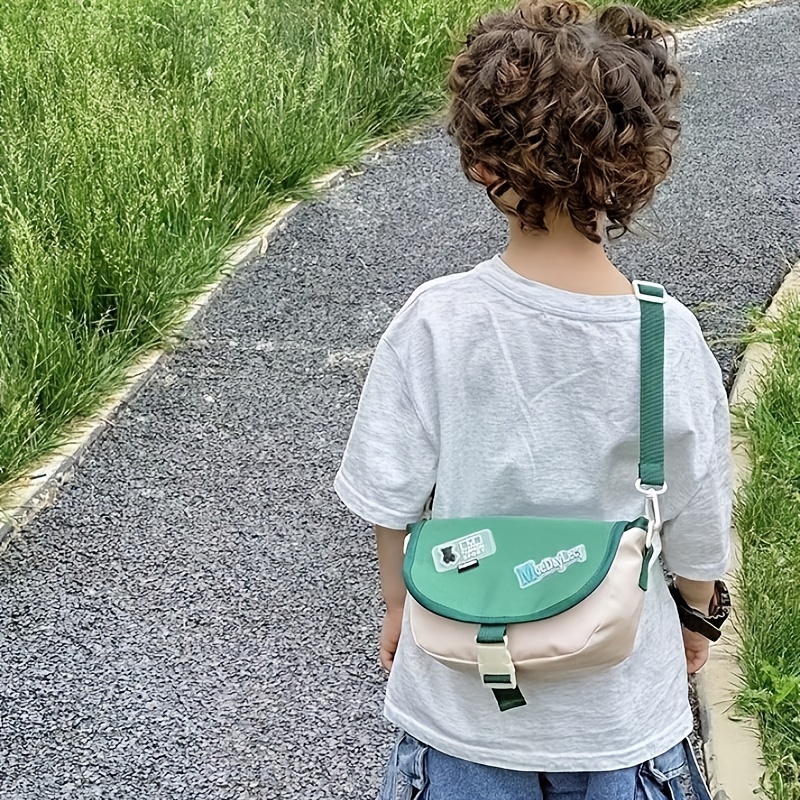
[408,523,652,675]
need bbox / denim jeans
[378,733,712,800]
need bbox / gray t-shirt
[334,255,731,771]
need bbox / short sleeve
[660,395,732,580]
[334,337,437,529]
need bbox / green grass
[0,0,744,497]
[633,0,738,22]
[735,299,800,800]
[0,0,507,493]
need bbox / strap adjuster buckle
[635,479,667,549]
[476,639,517,689]
[632,280,667,304]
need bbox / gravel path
[1,3,799,798]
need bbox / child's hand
[682,627,711,674]
[380,607,404,672]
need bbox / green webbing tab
[483,674,513,685]
[493,686,527,711]
[633,281,666,489]
[477,624,507,644]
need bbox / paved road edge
[696,261,800,799]
[0,114,444,553]
[0,168,353,553]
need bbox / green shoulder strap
[424,280,667,506]
[633,281,666,490]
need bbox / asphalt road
[1,2,798,798]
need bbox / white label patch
[514,545,587,589]
[432,529,496,573]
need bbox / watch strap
[669,581,730,642]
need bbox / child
[335,1,732,797]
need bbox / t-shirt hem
[333,470,417,530]
[383,699,693,772]
[663,557,731,581]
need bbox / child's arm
[333,334,437,670]
[673,577,716,613]
[376,525,407,672]
[660,345,732,674]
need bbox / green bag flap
[404,516,646,625]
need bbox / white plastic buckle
[635,479,667,550]
[477,638,517,689]
[632,280,667,304]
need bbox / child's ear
[469,163,500,187]
[470,162,522,217]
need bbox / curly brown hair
[448,0,682,242]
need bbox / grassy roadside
[0,0,748,499]
[734,293,800,800]
[0,0,505,496]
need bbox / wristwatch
[668,580,731,642]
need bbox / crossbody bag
[402,280,668,712]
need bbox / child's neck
[501,212,632,296]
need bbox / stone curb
[696,261,800,799]
[0,117,439,554]
[0,160,358,554]
[681,0,782,30]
